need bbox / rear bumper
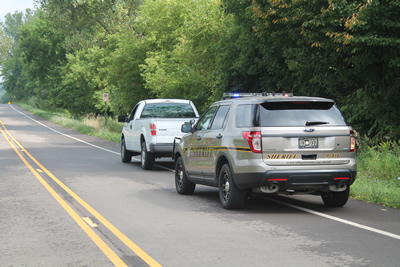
[149,143,174,156]
[234,169,357,191]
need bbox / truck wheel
[219,164,245,209]
[121,138,133,163]
[175,157,195,195]
[321,187,350,207]
[141,140,155,170]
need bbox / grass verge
[350,141,400,209]
[17,103,122,143]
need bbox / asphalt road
[0,103,399,267]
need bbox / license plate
[299,138,318,149]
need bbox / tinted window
[260,101,347,126]
[196,106,218,131]
[140,103,197,118]
[211,105,230,129]
[263,101,334,110]
[236,104,259,127]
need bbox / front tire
[219,164,246,209]
[175,157,195,195]
[141,140,155,170]
[321,187,350,207]
[121,138,133,163]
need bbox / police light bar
[223,92,293,99]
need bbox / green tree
[1,47,27,101]
[19,10,66,109]
[58,47,110,115]
[335,0,400,140]
[37,0,142,50]
[136,0,233,111]
[0,23,12,64]
[104,31,149,113]
[1,10,35,102]
[217,0,281,94]
[35,0,145,114]
[221,0,400,141]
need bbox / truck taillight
[150,123,156,136]
[242,131,262,153]
[350,130,356,152]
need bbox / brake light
[350,130,356,152]
[150,123,156,136]
[334,177,350,180]
[242,131,262,153]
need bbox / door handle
[216,134,223,139]
[130,124,132,129]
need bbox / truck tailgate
[153,118,194,143]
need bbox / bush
[351,141,400,208]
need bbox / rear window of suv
[141,103,197,118]
[260,101,347,127]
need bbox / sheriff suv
[173,92,357,209]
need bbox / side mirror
[181,121,193,133]
[118,115,127,123]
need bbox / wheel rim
[221,172,230,202]
[176,162,183,189]
[121,141,125,159]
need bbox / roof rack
[222,92,293,100]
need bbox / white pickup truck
[118,99,199,170]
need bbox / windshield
[140,103,197,118]
[260,101,347,127]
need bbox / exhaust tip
[260,184,280,193]
[329,183,347,192]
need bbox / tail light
[334,177,350,180]
[242,131,262,153]
[350,130,356,152]
[150,123,156,136]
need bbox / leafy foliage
[220,0,400,141]
[104,31,149,113]
[1,11,36,102]
[19,10,66,109]
[136,0,231,111]
[1,0,399,141]
[36,0,142,50]
[0,23,12,64]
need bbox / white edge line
[268,197,400,240]
[9,105,399,240]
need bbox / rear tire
[175,157,195,195]
[219,164,246,209]
[141,140,155,170]
[121,138,133,163]
[322,187,350,207]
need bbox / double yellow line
[0,120,161,267]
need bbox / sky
[0,0,37,23]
